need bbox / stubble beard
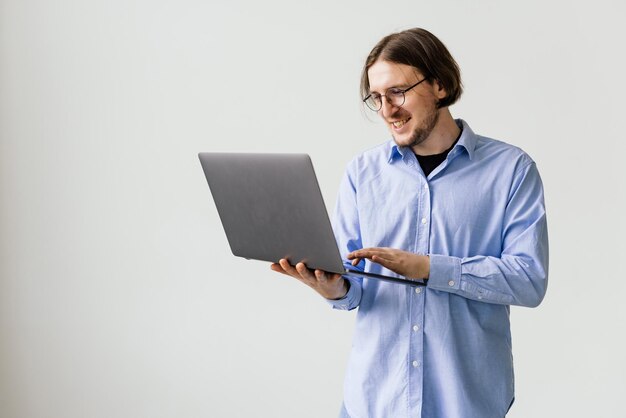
[392,105,440,149]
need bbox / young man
[271,28,548,418]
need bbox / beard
[391,104,440,148]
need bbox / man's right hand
[270,259,348,300]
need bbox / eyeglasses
[363,78,428,111]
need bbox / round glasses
[363,78,428,111]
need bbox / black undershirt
[414,128,463,177]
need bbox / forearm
[427,253,548,307]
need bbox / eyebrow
[369,84,410,94]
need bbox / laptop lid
[198,152,346,273]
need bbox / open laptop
[198,152,425,286]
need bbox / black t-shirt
[414,129,462,177]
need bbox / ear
[432,79,447,101]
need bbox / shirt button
[413,325,420,332]
[414,287,422,294]
[448,280,455,287]
[421,218,427,224]
[424,184,429,190]
[412,361,421,368]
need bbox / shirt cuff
[326,276,361,311]
[427,254,462,292]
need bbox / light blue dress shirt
[329,120,548,418]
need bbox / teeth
[392,119,409,128]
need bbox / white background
[1,0,625,417]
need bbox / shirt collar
[387,118,477,163]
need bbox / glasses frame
[363,77,429,111]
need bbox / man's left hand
[347,247,430,280]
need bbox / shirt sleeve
[326,160,363,311]
[427,161,549,307]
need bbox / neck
[411,109,460,156]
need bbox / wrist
[328,278,349,300]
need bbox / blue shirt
[329,120,549,418]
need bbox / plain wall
[1,0,625,417]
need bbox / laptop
[198,152,425,286]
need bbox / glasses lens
[387,89,405,107]
[365,94,381,111]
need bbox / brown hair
[360,28,463,108]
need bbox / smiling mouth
[391,118,411,129]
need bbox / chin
[392,135,413,147]
[390,125,415,146]
[393,128,427,148]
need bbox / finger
[347,249,379,259]
[278,258,293,270]
[295,262,316,281]
[314,269,327,281]
[370,254,396,269]
[365,247,396,257]
[270,263,291,276]
[371,253,393,263]
[351,257,363,266]
[279,259,300,276]
[350,248,387,260]
[354,247,389,255]
[371,248,398,261]
[348,248,368,258]
[348,249,369,259]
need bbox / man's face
[367,60,446,148]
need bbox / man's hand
[270,259,348,300]
[347,247,430,280]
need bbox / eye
[387,88,404,98]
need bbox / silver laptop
[198,152,425,286]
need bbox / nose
[380,97,399,118]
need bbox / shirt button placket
[409,284,425,413]
[409,177,429,415]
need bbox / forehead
[367,60,421,92]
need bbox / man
[271,28,548,418]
